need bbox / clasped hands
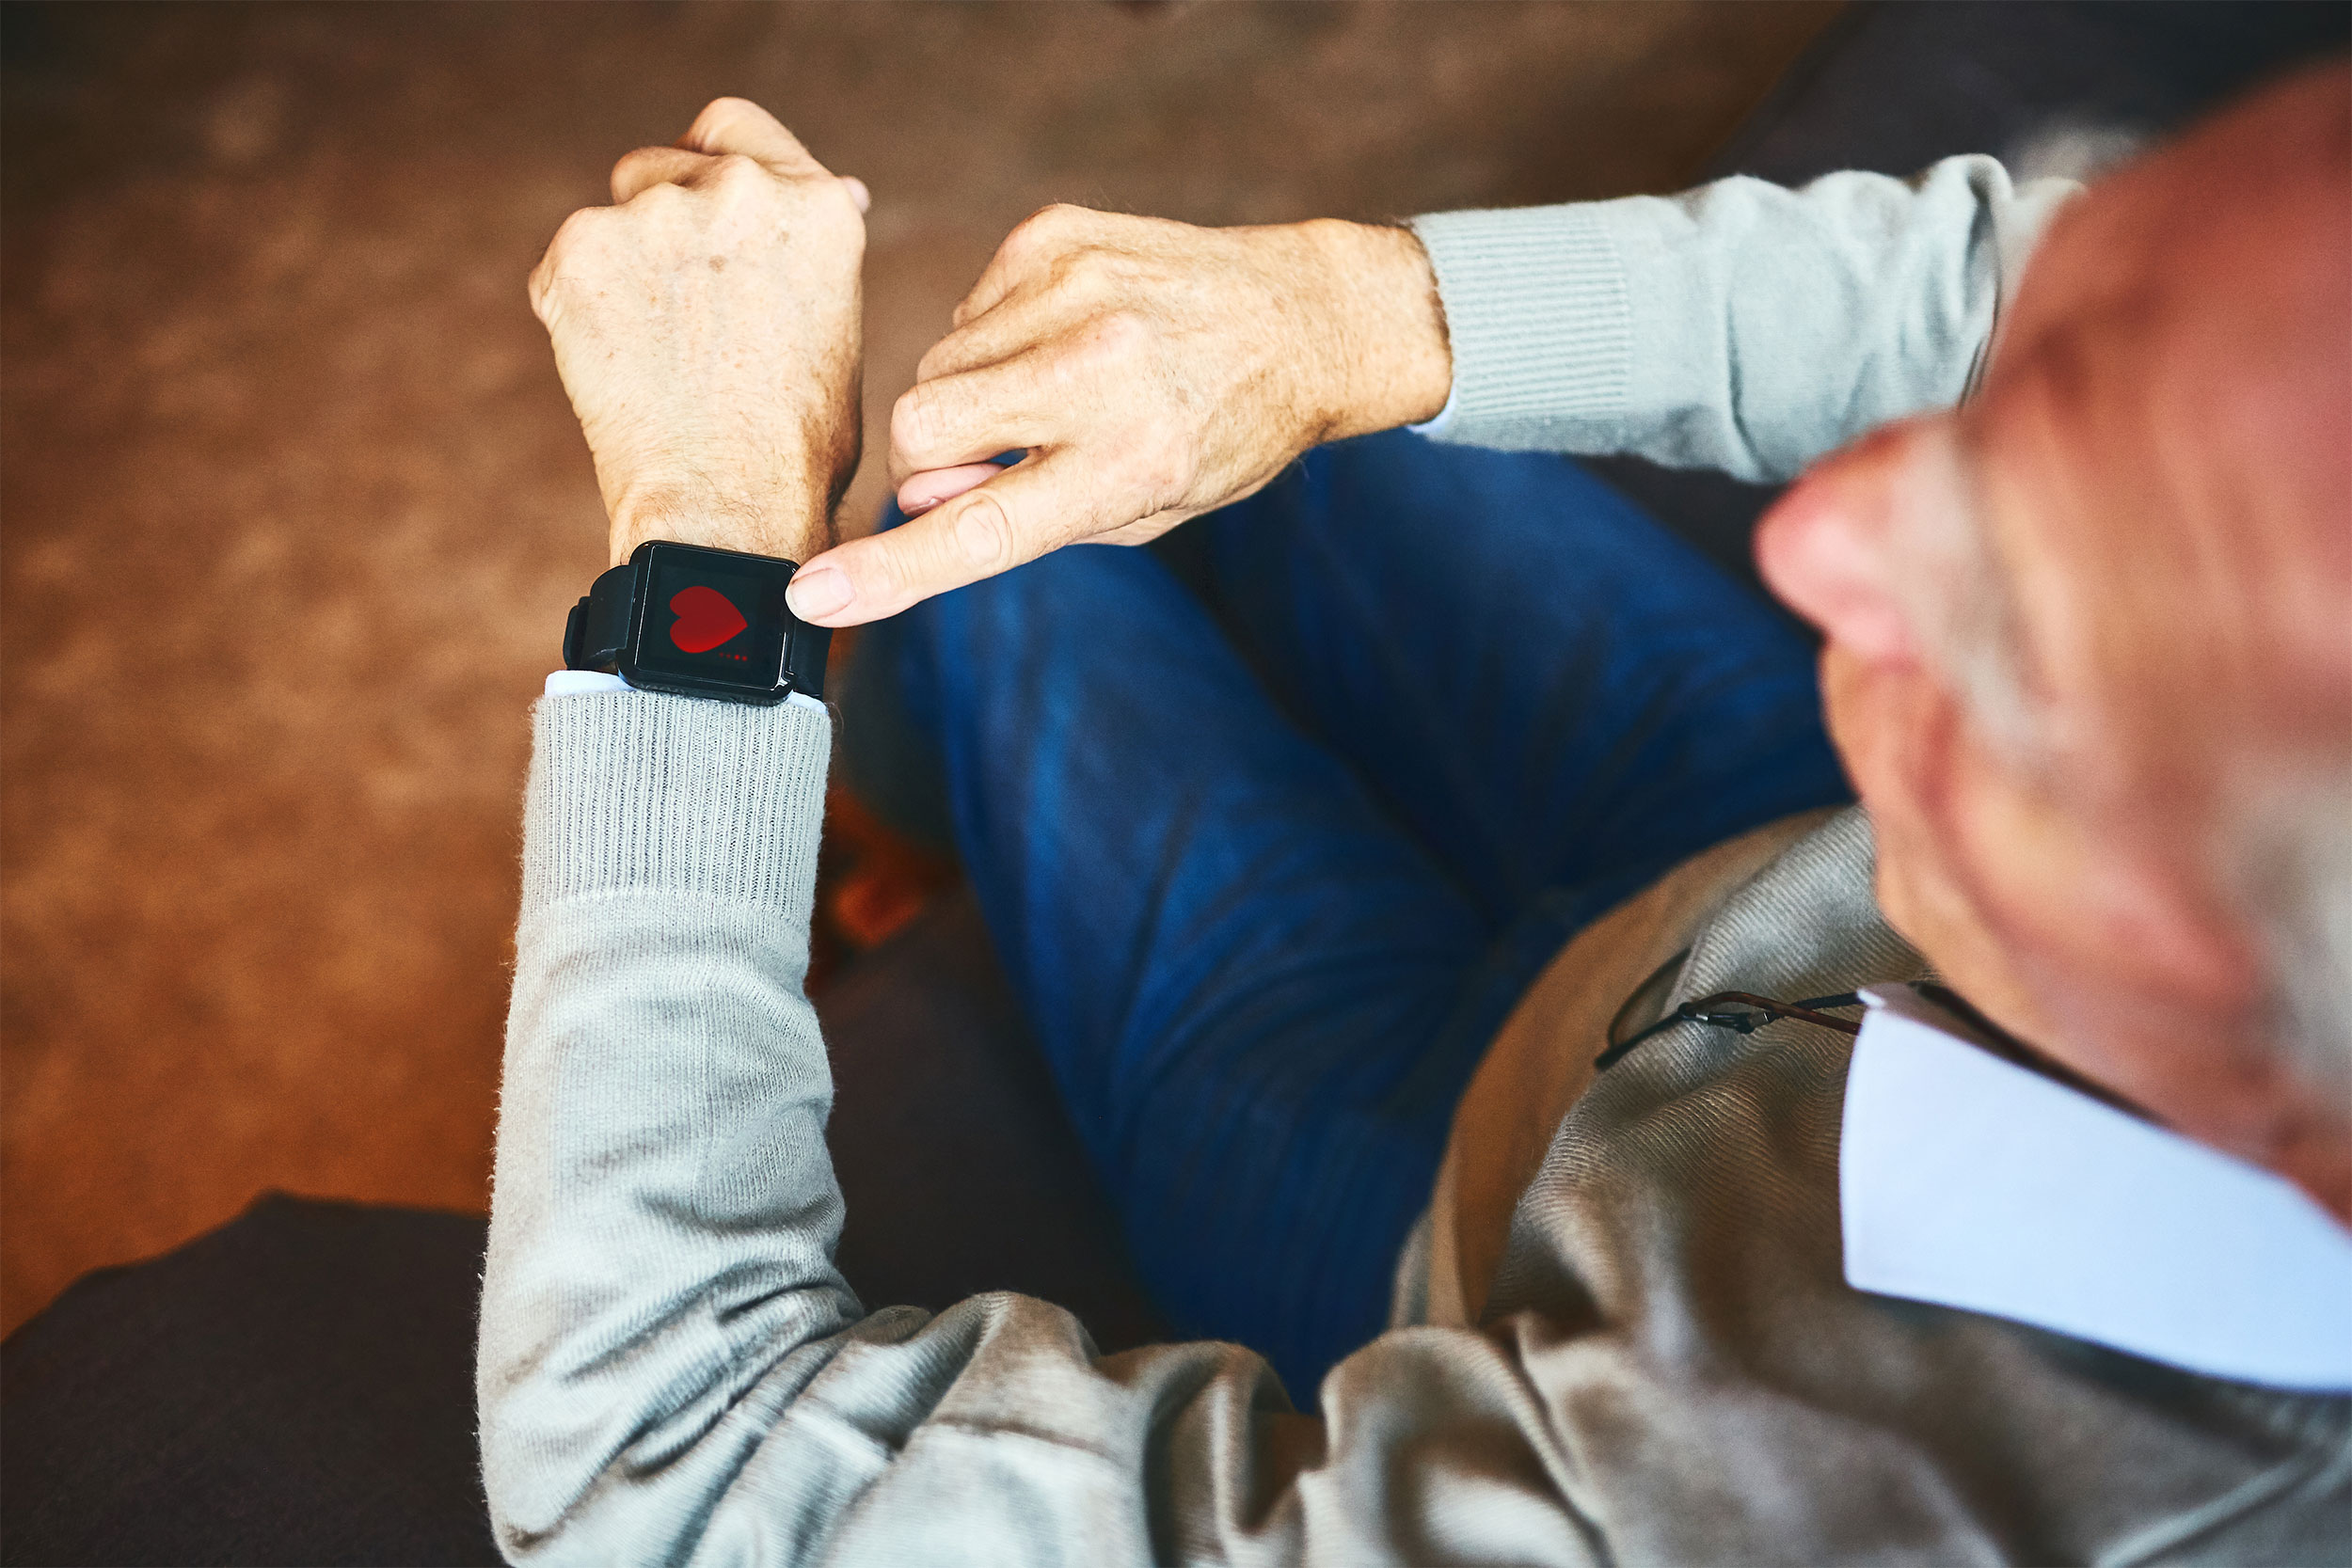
[532,98,1452,623]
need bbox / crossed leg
[883,430,1847,1389]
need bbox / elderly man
[483,63,2350,1566]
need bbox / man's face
[1754,68,2352,1209]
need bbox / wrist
[602,440,848,568]
[565,538,834,705]
[1296,219,1453,440]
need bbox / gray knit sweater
[478,160,2352,1562]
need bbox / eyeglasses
[1596,989,1862,1070]
[1597,975,2148,1121]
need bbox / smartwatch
[563,540,830,705]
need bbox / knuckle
[1096,309,1150,352]
[952,491,1021,573]
[694,155,770,209]
[1008,202,1080,258]
[549,205,604,250]
[892,384,943,456]
[709,151,764,188]
[539,207,608,277]
[688,96,746,145]
[611,145,666,182]
[1020,202,1072,238]
[996,228,1040,272]
[1056,247,1114,296]
[852,537,908,603]
[1070,309,1149,371]
[914,338,961,386]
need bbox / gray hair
[1891,422,2352,1101]
[2228,768,2352,1102]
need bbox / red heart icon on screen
[668,585,748,653]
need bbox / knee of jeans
[931,542,1200,657]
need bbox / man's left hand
[781,209,1449,626]
[529,97,868,567]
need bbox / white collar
[1839,983,2352,1391]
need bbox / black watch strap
[563,556,831,702]
[786,611,831,703]
[562,562,636,675]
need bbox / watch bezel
[615,540,804,706]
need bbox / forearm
[1408,155,2080,480]
[601,451,850,569]
[476,688,1601,1566]
[478,690,855,1561]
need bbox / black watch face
[629,546,793,691]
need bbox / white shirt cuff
[1406,381,1459,439]
[543,670,826,713]
[544,670,628,698]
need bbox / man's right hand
[783,209,1452,626]
[530,97,867,570]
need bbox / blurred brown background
[0,0,1843,1336]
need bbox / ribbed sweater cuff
[522,691,831,917]
[1408,205,1632,440]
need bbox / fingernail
[903,493,942,516]
[787,565,850,620]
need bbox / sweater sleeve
[1406,156,2078,482]
[478,692,1597,1567]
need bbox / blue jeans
[882,430,1849,1392]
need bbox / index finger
[787,454,1119,626]
[888,359,1058,487]
[680,96,824,175]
